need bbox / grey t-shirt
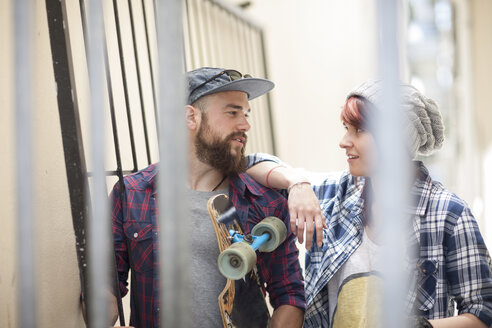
[188,188,228,327]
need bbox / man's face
[194,91,251,175]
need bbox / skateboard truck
[218,217,287,280]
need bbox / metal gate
[43,0,275,326]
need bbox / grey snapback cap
[186,67,274,105]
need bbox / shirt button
[422,268,427,274]
[133,232,138,238]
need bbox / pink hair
[340,96,369,129]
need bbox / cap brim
[201,78,274,101]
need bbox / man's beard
[195,117,247,175]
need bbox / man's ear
[186,105,200,130]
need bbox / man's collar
[228,172,264,197]
[147,166,263,197]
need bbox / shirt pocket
[124,221,154,272]
[415,259,438,312]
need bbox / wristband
[287,180,310,193]
[266,165,283,188]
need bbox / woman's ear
[186,105,200,130]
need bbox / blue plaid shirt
[247,153,492,327]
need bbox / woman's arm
[246,159,326,249]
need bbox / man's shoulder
[122,163,158,191]
[231,172,287,204]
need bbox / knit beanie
[346,80,445,159]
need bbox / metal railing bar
[210,4,224,67]
[237,17,263,151]
[201,0,216,67]
[15,0,36,326]
[238,19,259,151]
[141,0,160,143]
[376,1,409,327]
[195,0,208,66]
[258,30,277,154]
[104,13,127,323]
[186,0,199,68]
[207,0,261,31]
[224,10,238,67]
[182,0,193,69]
[127,0,152,165]
[86,169,137,177]
[79,0,88,53]
[156,0,190,326]
[112,0,139,174]
[86,0,111,326]
[230,13,258,150]
[246,27,264,151]
[45,0,91,325]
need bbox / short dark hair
[191,94,210,112]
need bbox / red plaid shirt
[111,164,305,327]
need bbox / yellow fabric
[332,274,383,328]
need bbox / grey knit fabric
[346,80,445,158]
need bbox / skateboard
[207,194,287,328]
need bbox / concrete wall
[0,0,85,327]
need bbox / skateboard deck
[207,194,271,328]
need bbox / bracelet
[266,165,283,188]
[287,180,310,193]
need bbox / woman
[246,80,492,327]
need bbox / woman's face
[339,121,376,177]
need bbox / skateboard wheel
[251,216,287,252]
[218,242,257,280]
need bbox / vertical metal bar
[241,22,260,152]
[45,0,91,324]
[201,0,216,67]
[184,0,197,68]
[210,4,224,67]
[376,1,410,328]
[189,0,203,67]
[249,28,265,152]
[14,0,36,326]
[113,0,139,173]
[258,30,276,154]
[87,0,110,327]
[141,0,160,141]
[127,0,153,165]
[156,0,189,327]
[196,0,211,66]
[104,5,126,322]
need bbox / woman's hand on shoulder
[288,182,327,249]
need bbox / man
[110,67,305,327]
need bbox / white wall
[0,0,17,326]
[238,0,379,171]
[469,0,492,246]
[235,0,492,241]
